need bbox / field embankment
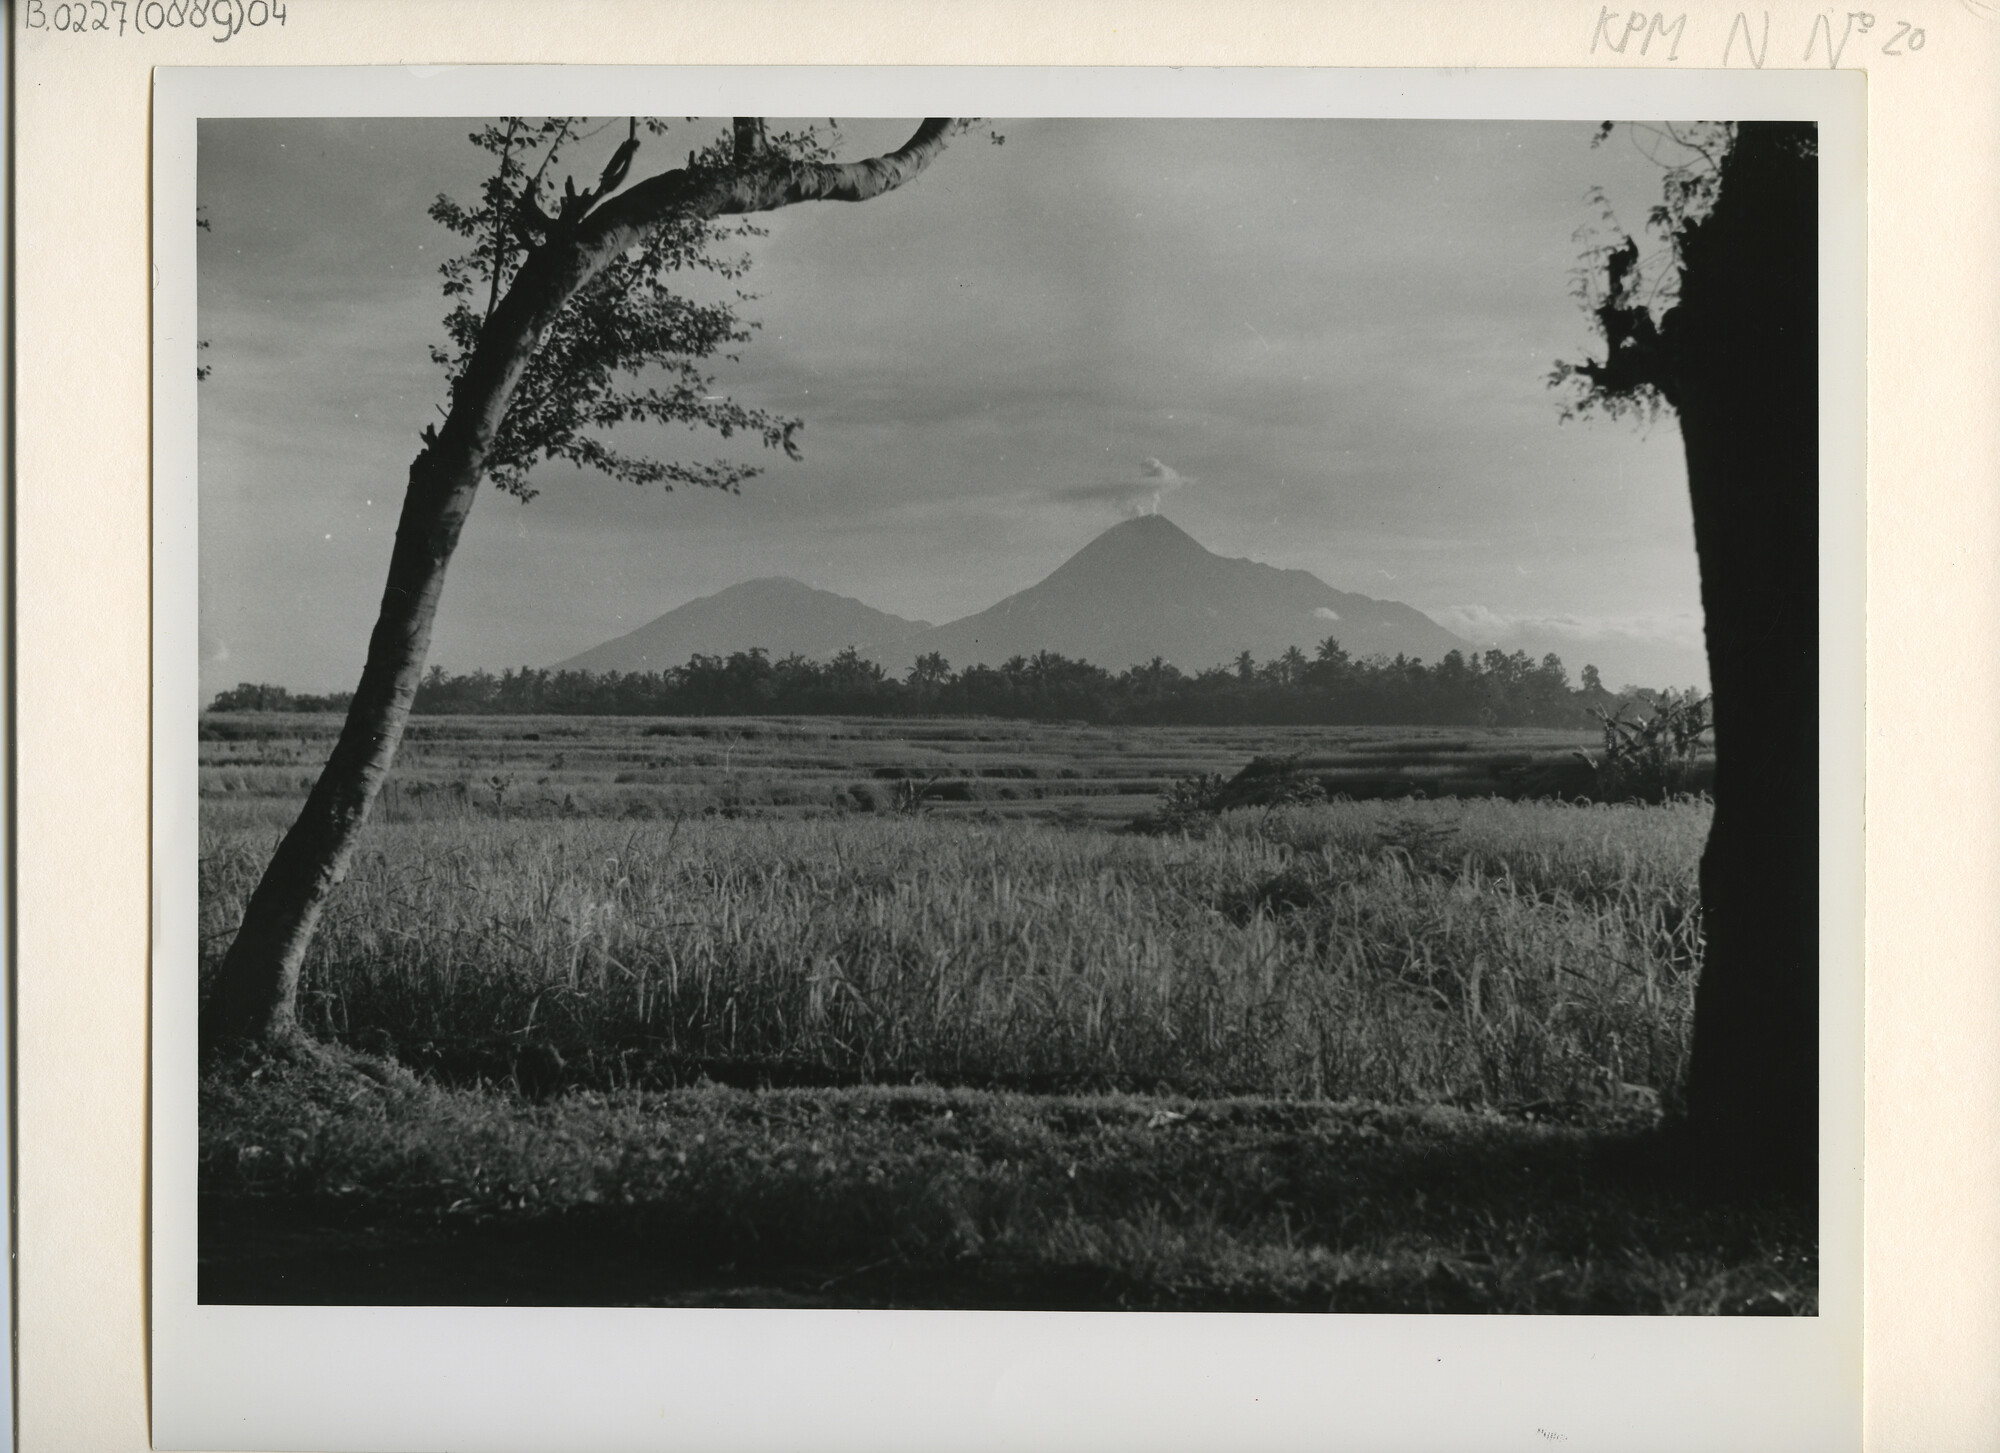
[199,713,1645,826]
[201,1067,1812,1313]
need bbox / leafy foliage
[208,682,356,714]
[197,206,214,379]
[1548,122,1735,423]
[1223,753,1332,812]
[345,640,1667,730]
[425,117,808,500]
[1586,689,1713,804]
[1140,771,1233,835]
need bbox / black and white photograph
[178,88,1843,1322]
[140,69,1869,1449]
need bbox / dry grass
[201,793,1707,1109]
[199,717,1779,1314]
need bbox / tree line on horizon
[209,638,1694,730]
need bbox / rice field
[200,715,1704,1109]
[198,714,1795,1314]
[198,712,1614,829]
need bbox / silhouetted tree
[906,651,953,697]
[1555,121,1818,1191]
[364,643,1637,731]
[206,116,968,1054]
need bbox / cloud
[1427,604,1513,643]
[1054,457,1194,516]
[200,621,232,665]
[1425,605,1711,692]
[1313,607,1341,622]
[1428,605,1703,649]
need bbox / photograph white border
[152,64,1865,1453]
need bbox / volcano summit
[559,515,1468,676]
[866,514,1466,674]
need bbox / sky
[197,116,1710,698]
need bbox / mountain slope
[869,514,1466,674]
[556,578,930,674]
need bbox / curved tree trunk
[204,118,959,1053]
[1669,123,1820,1191]
[201,450,484,1050]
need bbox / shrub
[1588,691,1712,804]
[1134,771,1231,834]
[1216,754,1331,812]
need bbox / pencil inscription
[1587,5,1932,63]
[21,0,289,39]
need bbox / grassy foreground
[201,1056,1813,1313]
[200,749,1807,1312]
[202,796,1708,1110]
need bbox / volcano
[554,577,930,674]
[868,514,1466,673]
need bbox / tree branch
[1563,234,1680,410]
[437,118,959,472]
[482,119,520,324]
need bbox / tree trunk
[1669,123,1820,1191]
[204,118,958,1053]
[201,451,483,1049]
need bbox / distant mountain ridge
[554,577,930,674]
[556,515,1468,677]
[866,514,1466,674]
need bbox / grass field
[200,712,1617,827]
[198,714,1810,1313]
